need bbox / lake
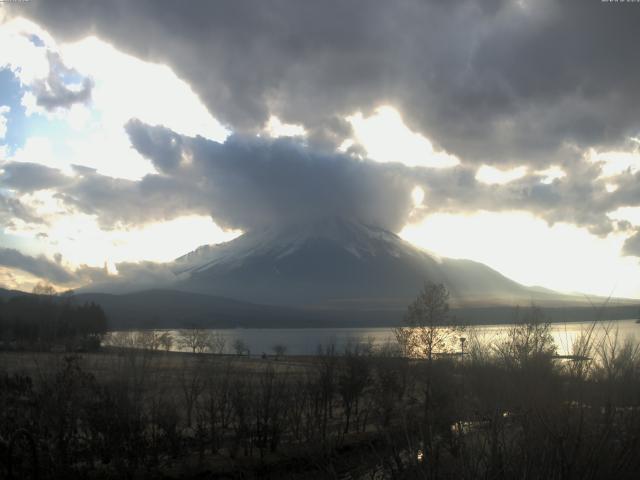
[118,319,640,357]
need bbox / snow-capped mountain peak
[171,216,541,308]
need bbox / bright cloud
[0,18,50,84]
[5,186,240,268]
[401,211,640,299]
[9,136,65,171]
[65,127,155,180]
[264,116,306,138]
[589,147,640,178]
[1,21,230,181]
[475,165,528,185]
[346,106,460,168]
[535,165,566,184]
[411,186,425,207]
[0,105,9,139]
[0,265,48,292]
[608,207,640,227]
[21,89,92,129]
[41,214,240,268]
[7,205,240,270]
[60,36,229,142]
[55,36,228,179]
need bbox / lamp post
[460,336,466,363]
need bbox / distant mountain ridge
[1,287,638,330]
[3,217,637,329]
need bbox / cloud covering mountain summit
[125,120,417,232]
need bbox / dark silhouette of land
[3,287,638,330]
[1,284,640,478]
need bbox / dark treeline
[0,291,108,351]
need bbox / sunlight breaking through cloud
[346,106,460,168]
[401,211,640,299]
[475,165,528,185]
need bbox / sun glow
[346,106,460,168]
[401,211,640,298]
[56,215,240,269]
[411,186,425,206]
[589,147,640,178]
[60,36,229,142]
[6,202,241,271]
[475,165,527,185]
[0,22,230,181]
[0,18,51,84]
[264,116,306,138]
[535,165,566,184]
[608,207,640,227]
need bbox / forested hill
[0,289,108,349]
[2,287,638,330]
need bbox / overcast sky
[1,0,640,298]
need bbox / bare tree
[198,360,235,453]
[393,282,463,469]
[233,339,248,356]
[138,330,162,351]
[254,365,289,457]
[338,343,371,433]
[272,344,287,359]
[178,329,209,353]
[32,282,56,296]
[494,305,556,369]
[205,332,227,355]
[315,343,338,442]
[178,357,206,428]
[158,332,173,352]
[394,282,463,361]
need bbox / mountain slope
[173,217,573,308]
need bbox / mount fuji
[171,217,575,309]
[67,216,640,328]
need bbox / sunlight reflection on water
[119,319,640,356]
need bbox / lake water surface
[122,319,640,356]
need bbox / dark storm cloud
[126,119,185,174]
[1,162,71,191]
[414,158,619,236]
[1,120,630,239]
[0,247,75,283]
[0,247,175,288]
[623,231,640,257]
[4,0,640,260]
[0,193,42,225]
[61,120,415,232]
[75,261,178,293]
[57,170,211,229]
[31,52,93,111]
[11,0,640,161]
